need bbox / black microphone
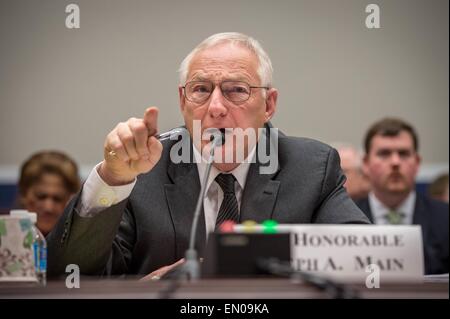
[183,128,225,280]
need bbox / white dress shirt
[78,146,256,235]
[368,191,416,225]
[193,145,254,234]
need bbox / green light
[262,220,278,234]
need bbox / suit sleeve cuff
[77,163,136,217]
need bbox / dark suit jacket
[356,195,449,275]
[47,132,369,277]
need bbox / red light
[219,220,236,233]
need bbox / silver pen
[154,127,187,141]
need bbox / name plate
[288,225,424,283]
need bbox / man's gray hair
[178,32,274,87]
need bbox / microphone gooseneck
[184,129,225,280]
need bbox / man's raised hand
[99,107,163,185]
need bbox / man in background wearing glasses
[47,32,369,279]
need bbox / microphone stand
[184,129,225,280]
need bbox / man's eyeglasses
[182,80,269,104]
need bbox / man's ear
[413,153,422,176]
[264,88,278,123]
[415,153,422,165]
[178,86,185,112]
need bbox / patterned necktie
[215,173,239,230]
[384,210,405,225]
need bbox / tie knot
[215,173,236,194]
[384,210,405,225]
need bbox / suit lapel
[165,160,206,260]
[240,160,280,223]
[240,126,281,223]
[358,198,375,223]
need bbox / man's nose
[207,86,228,118]
[390,152,401,166]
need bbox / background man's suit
[48,132,370,277]
[356,195,449,274]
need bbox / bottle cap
[10,209,30,218]
[10,209,37,223]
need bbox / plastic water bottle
[28,212,47,286]
[10,210,47,286]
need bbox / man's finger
[129,118,150,159]
[117,123,139,161]
[105,133,129,162]
[143,106,159,137]
[147,136,163,165]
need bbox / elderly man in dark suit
[47,32,369,279]
[356,118,449,275]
